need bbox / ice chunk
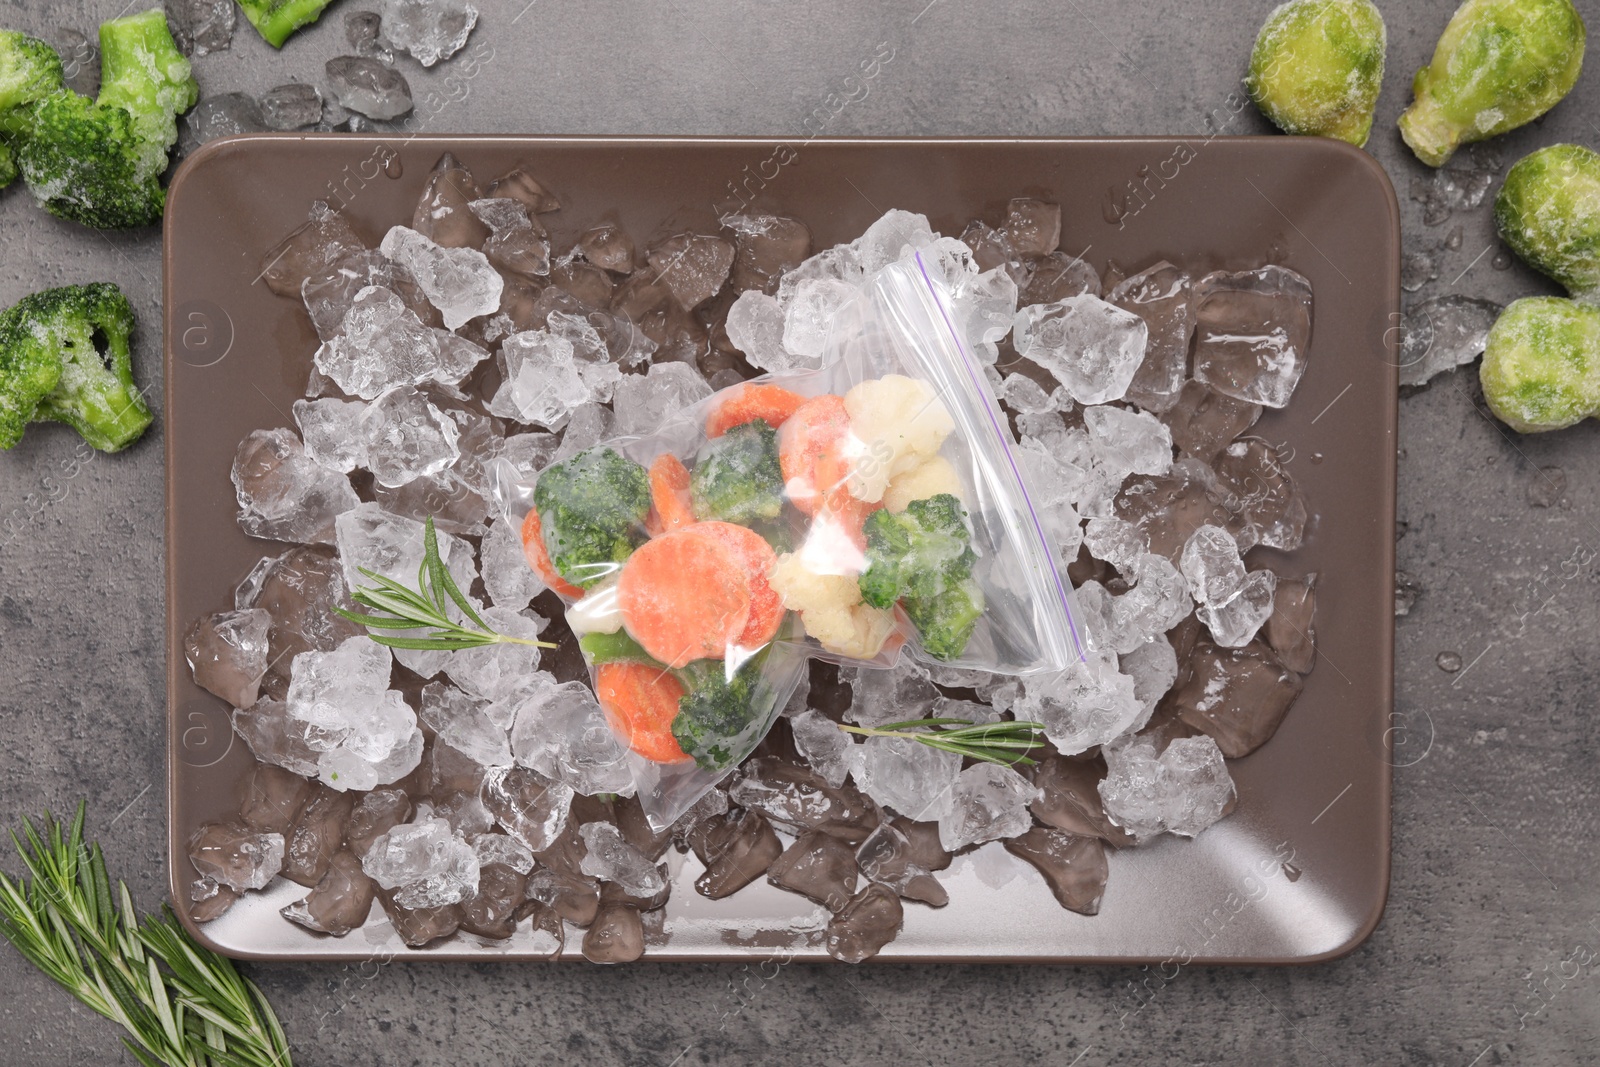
[1114,457,1233,563]
[379,0,477,66]
[1120,635,1179,722]
[420,682,511,768]
[855,819,949,906]
[487,330,588,429]
[1082,516,1147,573]
[187,822,284,891]
[362,814,480,908]
[1179,525,1245,606]
[380,225,503,330]
[481,767,573,852]
[847,658,937,728]
[1016,649,1143,755]
[324,56,413,120]
[1192,266,1313,409]
[470,197,551,278]
[1003,828,1108,914]
[856,209,936,274]
[937,764,1041,851]
[282,786,354,886]
[1109,262,1194,413]
[1161,380,1261,463]
[260,201,367,300]
[1213,438,1306,551]
[509,677,633,796]
[302,251,433,342]
[178,93,266,154]
[609,360,714,437]
[647,233,735,310]
[1198,569,1277,649]
[499,431,560,478]
[579,823,665,897]
[578,222,635,272]
[293,397,368,473]
[168,0,236,55]
[282,851,376,936]
[725,213,812,293]
[1013,295,1148,405]
[999,199,1062,257]
[481,516,543,609]
[360,386,461,488]
[551,403,612,463]
[287,638,423,792]
[852,737,962,822]
[956,267,1019,352]
[1085,405,1173,479]
[728,758,876,842]
[232,428,359,545]
[783,278,858,359]
[825,883,903,963]
[1021,252,1100,304]
[1173,639,1304,757]
[583,904,644,962]
[789,708,853,788]
[1028,753,1133,845]
[725,289,804,372]
[690,810,783,899]
[185,609,270,709]
[233,699,320,776]
[1000,373,1066,414]
[443,606,545,701]
[1108,554,1192,652]
[1265,575,1316,674]
[1099,734,1235,842]
[259,82,321,130]
[313,286,449,399]
[767,830,858,910]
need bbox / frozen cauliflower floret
[770,552,896,658]
[882,454,965,513]
[844,374,955,503]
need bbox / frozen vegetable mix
[1398,0,1586,167]
[1246,0,1387,147]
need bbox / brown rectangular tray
[165,135,1397,963]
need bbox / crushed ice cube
[855,209,936,275]
[470,197,551,278]
[1119,635,1179,722]
[1022,252,1100,304]
[185,608,270,709]
[783,278,858,359]
[481,516,544,609]
[1099,734,1235,842]
[1161,380,1262,463]
[724,213,812,292]
[324,55,413,120]
[188,822,284,891]
[579,823,666,897]
[487,330,589,429]
[1172,640,1304,757]
[1398,295,1502,387]
[610,360,714,437]
[333,502,474,597]
[362,814,480,908]
[1016,649,1143,755]
[443,606,545,701]
[1085,405,1173,479]
[1213,438,1306,550]
[937,764,1041,851]
[1197,569,1277,648]
[1013,295,1148,405]
[420,682,511,768]
[293,397,369,474]
[1179,525,1245,606]
[379,225,504,330]
[1109,262,1194,413]
[232,428,359,545]
[788,708,853,788]
[379,0,477,66]
[1192,266,1313,409]
[647,233,735,310]
[852,737,962,821]
[725,289,804,372]
[847,659,938,728]
[999,198,1061,257]
[508,677,633,796]
[259,82,322,130]
[360,386,461,488]
[313,286,461,399]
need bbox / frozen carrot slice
[520,507,584,599]
[617,529,752,668]
[595,660,691,764]
[684,520,784,648]
[648,453,696,532]
[777,393,854,516]
[705,382,808,438]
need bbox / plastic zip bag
[493,251,1085,827]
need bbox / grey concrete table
[0,0,1596,1063]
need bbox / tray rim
[163,132,1398,965]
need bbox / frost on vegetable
[1398,0,1587,168]
[1246,0,1387,147]
[1479,296,1600,432]
[1494,144,1600,304]
[531,447,652,589]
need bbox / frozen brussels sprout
[1479,296,1600,432]
[1495,144,1600,304]
[1398,0,1586,167]
[1246,0,1387,146]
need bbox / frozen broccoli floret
[10,10,197,228]
[0,30,64,134]
[1495,144,1600,304]
[904,577,985,662]
[1246,0,1387,147]
[237,0,337,48]
[1398,0,1587,168]
[671,658,767,771]
[858,494,977,609]
[533,447,651,589]
[1479,296,1600,432]
[0,283,153,452]
[690,419,785,524]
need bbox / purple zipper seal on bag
[912,251,1088,664]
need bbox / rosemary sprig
[838,717,1049,767]
[0,804,292,1067]
[335,516,557,653]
